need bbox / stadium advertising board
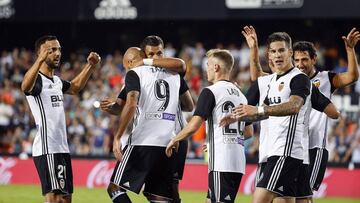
[1,0,360,21]
[1,156,360,198]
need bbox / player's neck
[214,74,230,83]
[39,65,55,78]
[275,64,292,75]
[309,68,316,78]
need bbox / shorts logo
[224,195,231,201]
[258,172,264,182]
[145,112,175,121]
[278,185,284,192]
[123,181,130,188]
[59,179,65,189]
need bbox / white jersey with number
[266,68,311,160]
[25,73,69,156]
[128,66,180,147]
[206,81,248,174]
[257,74,276,163]
[309,71,333,149]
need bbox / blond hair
[206,49,234,72]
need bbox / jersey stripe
[113,146,134,185]
[284,114,298,156]
[208,115,215,171]
[35,96,48,154]
[267,156,286,190]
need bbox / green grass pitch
[0,184,359,203]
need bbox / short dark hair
[35,35,57,54]
[266,32,292,49]
[140,35,164,51]
[293,41,317,59]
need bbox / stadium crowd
[1,42,360,164]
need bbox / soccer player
[141,35,194,203]
[107,47,188,203]
[166,49,253,203]
[293,28,359,202]
[226,32,311,203]
[21,35,101,203]
[242,26,358,202]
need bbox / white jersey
[257,74,276,163]
[127,66,181,147]
[266,68,311,160]
[25,73,69,156]
[196,81,248,174]
[309,71,333,149]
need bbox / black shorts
[206,171,243,203]
[309,148,328,191]
[110,145,174,200]
[172,140,188,180]
[33,153,73,196]
[257,156,302,197]
[296,164,313,198]
[255,162,266,188]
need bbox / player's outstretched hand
[165,139,179,157]
[113,139,123,161]
[87,52,101,66]
[100,97,115,112]
[232,104,258,120]
[219,114,237,127]
[242,25,258,49]
[343,27,360,49]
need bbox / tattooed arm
[231,95,303,122]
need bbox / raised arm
[65,52,101,95]
[21,47,49,93]
[331,27,360,89]
[242,25,268,81]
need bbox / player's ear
[214,64,221,72]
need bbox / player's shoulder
[258,73,276,83]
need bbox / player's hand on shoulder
[87,52,101,66]
[342,27,360,49]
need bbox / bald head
[123,47,145,70]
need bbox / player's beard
[45,58,60,69]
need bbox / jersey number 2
[222,101,237,135]
[154,79,170,111]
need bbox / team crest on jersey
[60,179,65,189]
[278,82,285,91]
[313,79,320,88]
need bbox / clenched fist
[87,52,101,66]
